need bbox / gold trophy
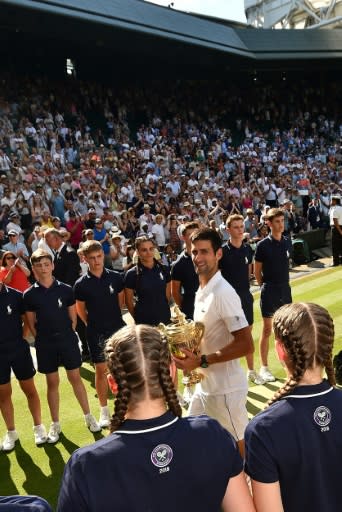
[158,305,205,396]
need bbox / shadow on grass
[246,400,263,416]
[247,390,269,403]
[261,379,285,392]
[13,441,57,506]
[80,365,95,389]
[58,433,80,455]
[0,449,19,495]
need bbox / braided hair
[105,324,182,432]
[268,302,335,406]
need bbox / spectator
[0,251,31,292]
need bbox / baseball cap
[8,229,18,236]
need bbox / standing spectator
[23,250,100,444]
[109,230,126,272]
[93,218,110,265]
[254,208,292,383]
[124,236,171,326]
[122,244,135,272]
[166,214,181,253]
[151,214,166,252]
[0,251,31,292]
[220,215,263,385]
[44,228,81,286]
[245,303,339,512]
[307,198,322,230]
[171,221,199,320]
[139,204,155,233]
[174,228,253,455]
[3,230,30,264]
[329,195,342,266]
[74,241,125,428]
[243,209,258,239]
[0,282,47,451]
[66,211,84,250]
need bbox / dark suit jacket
[54,244,81,286]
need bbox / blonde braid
[268,303,335,406]
[105,324,181,432]
[159,337,182,418]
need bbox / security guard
[329,195,342,266]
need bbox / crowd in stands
[0,75,342,265]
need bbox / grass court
[1,267,341,509]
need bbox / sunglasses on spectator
[9,234,18,237]
[5,256,15,260]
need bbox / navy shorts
[0,340,36,385]
[35,331,81,374]
[239,292,254,326]
[86,331,111,364]
[87,324,126,364]
[260,283,292,318]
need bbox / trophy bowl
[158,305,205,385]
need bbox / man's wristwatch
[200,354,209,368]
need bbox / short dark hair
[190,227,222,253]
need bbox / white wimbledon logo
[151,443,173,469]
[313,406,331,430]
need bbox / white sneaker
[47,422,61,444]
[33,424,47,445]
[99,407,111,428]
[85,414,101,433]
[247,370,265,385]
[259,366,276,383]
[2,430,19,451]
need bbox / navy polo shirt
[124,263,171,325]
[0,495,52,511]
[245,380,342,512]
[171,251,199,319]
[74,269,125,334]
[0,285,24,347]
[57,412,242,512]
[254,235,292,284]
[23,280,75,336]
[220,242,253,293]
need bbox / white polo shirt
[330,205,342,226]
[194,271,248,395]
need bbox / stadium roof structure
[1,0,342,77]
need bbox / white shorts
[188,390,248,441]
